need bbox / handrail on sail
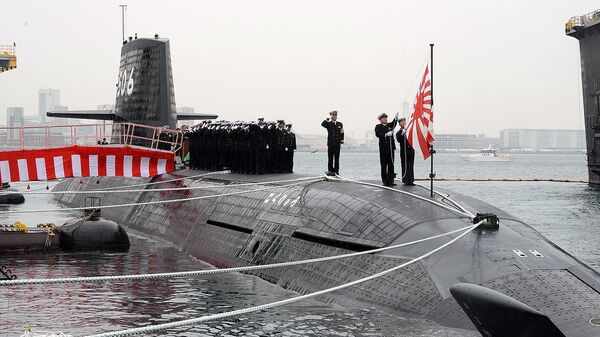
[0,122,183,154]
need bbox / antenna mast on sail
[119,4,127,43]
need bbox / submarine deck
[51,169,600,337]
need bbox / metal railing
[566,9,600,33]
[0,122,182,153]
[0,45,15,55]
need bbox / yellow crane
[0,43,17,73]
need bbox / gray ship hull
[568,14,600,185]
[53,170,600,336]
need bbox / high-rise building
[6,107,24,127]
[6,107,24,143]
[38,88,60,122]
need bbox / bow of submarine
[388,186,600,337]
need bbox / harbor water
[1,152,598,336]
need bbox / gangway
[0,123,182,183]
[0,44,17,73]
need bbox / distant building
[500,129,585,150]
[6,107,24,127]
[434,134,500,150]
[296,134,327,151]
[6,107,24,141]
[435,134,476,149]
[38,88,60,122]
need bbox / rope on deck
[80,223,481,337]
[0,175,325,195]
[0,176,325,214]
[0,224,475,286]
[331,175,474,218]
[414,177,589,183]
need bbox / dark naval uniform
[274,124,288,173]
[187,119,294,175]
[250,123,268,174]
[285,126,296,173]
[321,118,344,175]
[396,127,415,185]
[375,115,397,186]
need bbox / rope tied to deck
[0,175,323,196]
[330,175,475,218]
[0,176,325,214]
[76,222,481,337]
[0,224,476,286]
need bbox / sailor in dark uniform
[253,117,268,174]
[321,111,344,175]
[396,118,415,185]
[231,123,242,173]
[374,112,399,186]
[285,124,296,173]
[266,122,276,173]
[274,120,288,173]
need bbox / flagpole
[429,43,436,198]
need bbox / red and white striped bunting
[0,146,175,183]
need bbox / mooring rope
[79,223,480,337]
[0,177,324,214]
[331,175,474,218]
[411,182,471,216]
[0,176,325,196]
[96,170,232,190]
[0,224,475,286]
[414,177,589,183]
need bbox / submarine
[47,34,600,337]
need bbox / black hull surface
[53,170,600,336]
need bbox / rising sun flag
[406,65,434,160]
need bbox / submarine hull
[53,171,600,336]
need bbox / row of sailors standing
[188,118,296,174]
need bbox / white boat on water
[461,146,514,162]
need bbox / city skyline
[0,1,595,138]
[2,85,586,143]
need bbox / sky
[0,0,596,138]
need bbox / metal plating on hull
[52,171,600,336]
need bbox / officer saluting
[321,111,344,176]
[375,112,399,186]
[396,118,415,185]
